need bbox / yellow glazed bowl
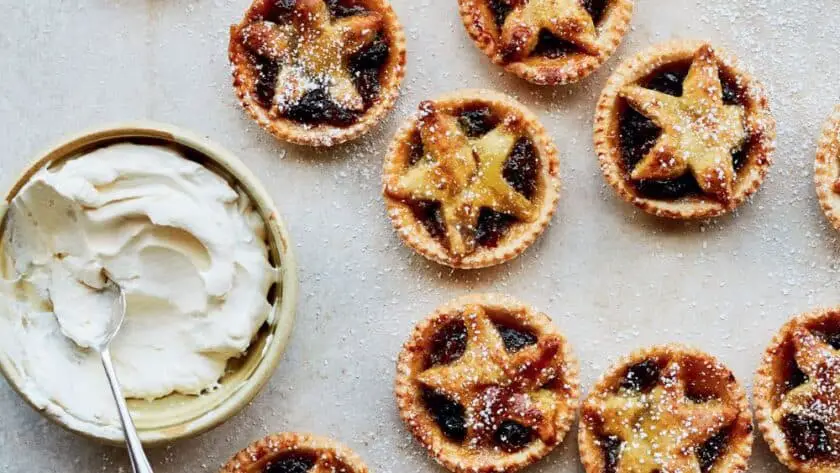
[0,123,298,446]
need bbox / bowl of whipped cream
[0,123,297,445]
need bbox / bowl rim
[0,121,298,446]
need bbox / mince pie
[815,105,840,231]
[579,345,753,473]
[755,308,840,471]
[457,0,634,85]
[220,433,369,473]
[395,294,580,473]
[595,40,776,219]
[382,90,560,269]
[229,0,406,146]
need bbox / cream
[0,143,276,437]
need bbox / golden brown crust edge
[395,293,581,473]
[219,432,369,473]
[754,308,840,473]
[382,89,561,269]
[228,0,407,147]
[456,0,635,85]
[594,39,776,219]
[815,105,840,232]
[578,344,754,473]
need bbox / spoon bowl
[83,275,127,352]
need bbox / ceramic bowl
[0,122,297,446]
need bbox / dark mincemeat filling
[422,318,539,450]
[408,108,539,251]
[495,420,535,452]
[827,330,840,350]
[488,0,513,28]
[489,0,608,59]
[423,388,468,441]
[619,65,748,201]
[782,413,835,461]
[532,31,577,59]
[326,0,368,17]
[247,0,391,127]
[697,428,731,473]
[496,322,538,353]
[619,359,661,393]
[778,328,840,461]
[427,319,468,367]
[583,0,609,22]
[458,105,499,138]
[263,453,316,473]
[600,435,623,473]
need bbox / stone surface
[0,1,838,472]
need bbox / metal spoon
[94,278,154,473]
[2,197,153,473]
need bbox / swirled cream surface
[0,143,275,436]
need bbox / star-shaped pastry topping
[583,362,738,473]
[241,0,382,113]
[620,45,747,202]
[384,102,536,257]
[773,327,840,457]
[416,305,567,446]
[499,0,600,62]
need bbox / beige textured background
[1,0,838,472]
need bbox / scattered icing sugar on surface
[2,1,840,472]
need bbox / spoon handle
[101,347,154,473]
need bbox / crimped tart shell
[457,0,634,85]
[228,0,407,147]
[578,344,754,473]
[220,432,369,473]
[395,293,580,473]
[594,40,776,219]
[815,105,840,231]
[382,89,561,269]
[754,308,840,473]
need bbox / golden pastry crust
[579,345,753,473]
[815,105,840,231]
[229,0,406,147]
[382,89,560,269]
[754,308,840,472]
[395,294,580,473]
[220,432,369,473]
[457,0,633,85]
[594,40,776,219]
